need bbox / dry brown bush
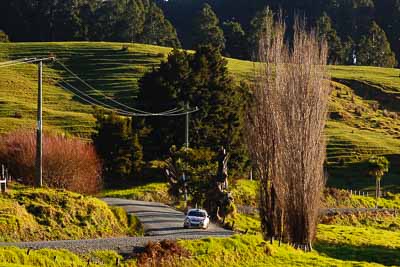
[0,130,101,194]
[246,11,330,251]
[137,240,191,267]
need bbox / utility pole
[35,60,43,187]
[182,102,190,202]
[185,102,189,149]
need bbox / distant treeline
[0,0,398,67]
[156,0,399,67]
[0,0,180,48]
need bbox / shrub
[137,240,190,267]
[0,130,101,194]
[0,30,9,42]
[322,188,352,208]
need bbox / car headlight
[185,218,190,223]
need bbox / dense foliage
[164,146,236,218]
[193,4,225,50]
[138,46,249,172]
[157,0,399,66]
[93,110,144,187]
[164,146,217,202]
[0,0,180,47]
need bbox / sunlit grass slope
[0,42,172,137]
[1,42,400,190]
[0,185,135,242]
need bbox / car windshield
[188,211,206,217]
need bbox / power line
[59,79,161,116]
[0,58,42,68]
[0,58,36,66]
[54,59,197,116]
[56,60,162,115]
[0,57,199,117]
[59,78,199,117]
[58,82,136,116]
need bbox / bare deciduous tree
[246,13,330,251]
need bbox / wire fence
[0,164,11,193]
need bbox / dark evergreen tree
[93,110,144,187]
[357,21,397,67]
[138,49,192,158]
[138,46,248,172]
[316,12,343,64]
[125,0,146,42]
[375,0,400,66]
[141,3,181,47]
[222,20,248,59]
[193,4,225,49]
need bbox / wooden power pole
[35,60,43,187]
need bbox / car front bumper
[184,221,207,228]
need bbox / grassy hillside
[0,185,137,242]
[1,42,400,190]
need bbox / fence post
[0,165,4,193]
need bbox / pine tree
[316,12,343,64]
[357,21,397,67]
[141,3,181,47]
[138,46,248,171]
[222,20,247,59]
[193,3,225,50]
[138,49,191,157]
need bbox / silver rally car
[183,209,210,229]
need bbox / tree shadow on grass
[315,241,400,266]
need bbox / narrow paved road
[0,198,232,254]
[103,198,232,237]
